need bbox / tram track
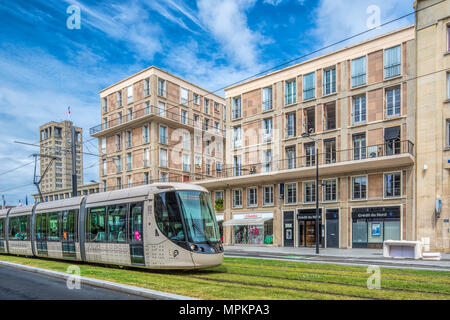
[200,268,450,298]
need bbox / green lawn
[0,254,449,300]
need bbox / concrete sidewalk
[224,245,450,270]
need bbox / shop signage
[352,206,400,220]
[297,209,322,220]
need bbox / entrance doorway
[297,209,322,247]
[283,211,294,247]
[326,209,339,248]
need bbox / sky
[0,0,415,206]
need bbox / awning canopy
[223,217,273,226]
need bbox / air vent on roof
[156,186,172,189]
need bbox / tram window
[36,213,48,240]
[9,216,29,240]
[0,218,4,239]
[62,210,78,242]
[155,192,185,242]
[47,212,60,241]
[107,204,127,242]
[129,203,143,242]
[88,207,106,242]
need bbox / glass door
[129,202,145,265]
[62,210,77,258]
[35,213,48,256]
[0,218,4,253]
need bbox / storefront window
[233,220,273,245]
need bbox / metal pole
[71,127,78,198]
[316,144,319,254]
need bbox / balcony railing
[199,140,414,180]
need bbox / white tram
[0,183,224,269]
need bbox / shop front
[352,206,401,249]
[224,213,274,245]
[297,209,323,247]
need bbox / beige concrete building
[33,182,100,203]
[90,66,226,192]
[39,121,83,193]
[198,26,417,249]
[414,0,450,251]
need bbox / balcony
[196,140,414,188]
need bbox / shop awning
[223,217,273,226]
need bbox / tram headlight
[190,244,198,251]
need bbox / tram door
[35,213,48,256]
[62,210,77,258]
[129,203,145,265]
[0,218,5,253]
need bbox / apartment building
[198,26,417,249]
[90,66,226,192]
[415,0,450,251]
[39,121,83,193]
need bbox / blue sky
[0,0,415,205]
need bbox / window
[352,176,367,200]
[143,125,149,143]
[262,118,273,142]
[447,73,450,100]
[117,112,122,125]
[160,149,168,167]
[263,150,272,172]
[214,102,220,112]
[126,131,132,148]
[353,133,366,160]
[351,56,366,87]
[204,98,209,114]
[46,212,59,241]
[447,120,450,147]
[233,189,242,208]
[144,172,149,184]
[353,95,366,124]
[8,215,29,240]
[101,138,106,154]
[323,179,337,201]
[233,126,242,148]
[194,115,200,127]
[385,126,401,155]
[325,102,336,130]
[232,97,241,119]
[102,159,107,175]
[385,172,401,198]
[205,139,211,155]
[127,108,133,121]
[386,87,401,118]
[126,153,132,170]
[216,161,222,173]
[286,112,296,138]
[115,134,121,151]
[285,183,297,204]
[116,155,122,173]
[215,191,224,203]
[102,180,107,192]
[127,86,133,103]
[117,91,122,107]
[158,78,166,97]
[303,72,315,100]
[182,131,190,150]
[144,78,149,96]
[324,138,336,164]
[247,188,257,207]
[160,172,168,182]
[303,182,316,203]
[195,156,201,168]
[262,87,273,111]
[183,154,190,172]
[102,97,108,113]
[323,67,336,95]
[263,186,274,206]
[305,107,315,133]
[204,119,209,131]
[103,117,108,130]
[181,88,188,105]
[233,155,242,176]
[384,45,401,79]
[87,207,106,242]
[158,102,165,117]
[107,204,127,242]
[448,25,450,52]
[160,126,168,144]
[144,148,149,167]
[193,93,199,105]
[285,79,296,105]
[181,110,187,124]
[286,145,296,169]
[305,142,315,167]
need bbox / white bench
[383,240,422,259]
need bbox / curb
[0,260,199,300]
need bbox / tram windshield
[155,191,220,244]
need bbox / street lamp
[302,132,320,254]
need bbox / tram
[0,183,224,269]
